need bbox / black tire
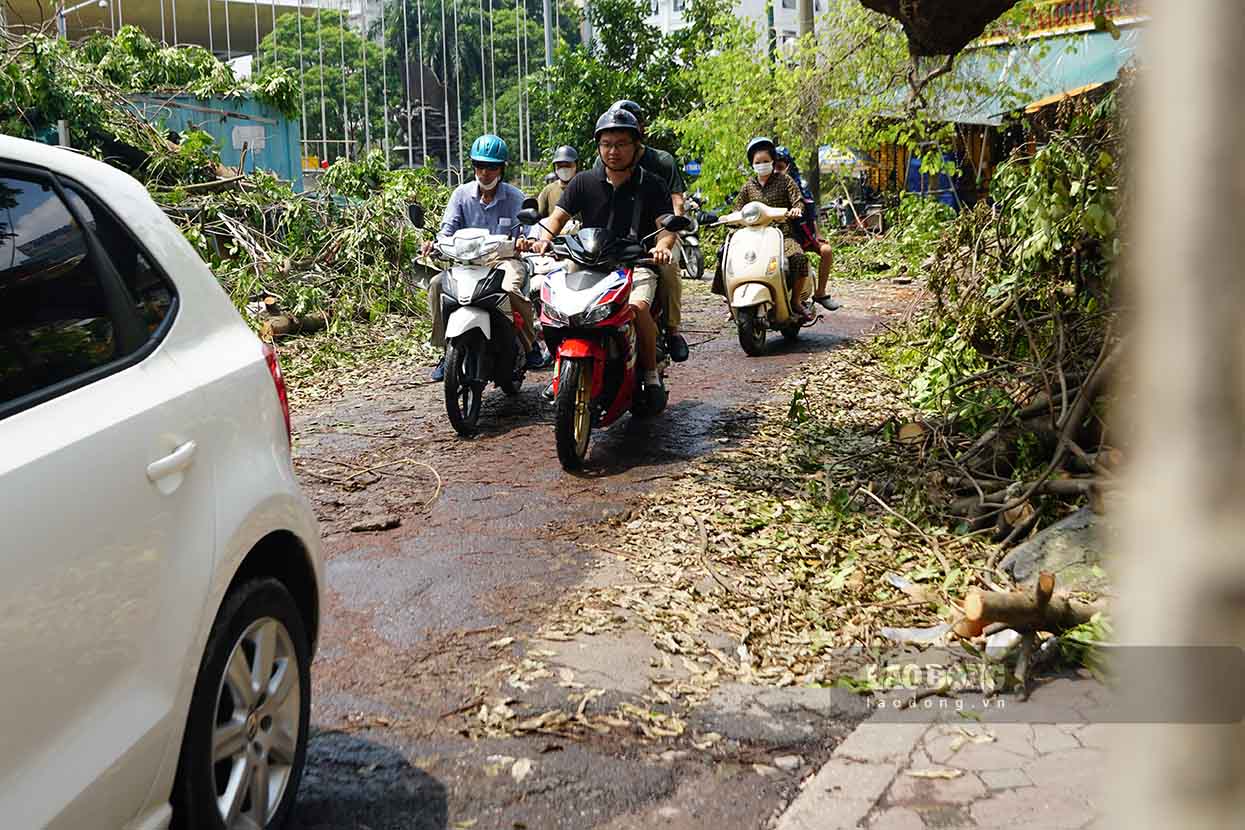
[445,338,483,436]
[172,578,311,830]
[554,358,592,471]
[781,322,801,342]
[684,246,705,280]
[736,306,767,357]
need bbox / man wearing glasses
[523,108,678,407]
[592,100,690,364]
[422,134,541,381]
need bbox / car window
[63,185,176,334]
[0,174,122,407]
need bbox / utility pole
[55,0,110,147]
[542,0,553,71]
[796,0,820,210]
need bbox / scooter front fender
[731,283,773,309]
[554,338,607,399]
[446,307,492,341]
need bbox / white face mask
[477,176,500,192]
[555,167,575,183]
[753,161,774,177]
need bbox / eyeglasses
[598,141,635,153]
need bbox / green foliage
[174,150,450,325]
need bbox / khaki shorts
[630,266,659,306]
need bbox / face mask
[753,162,774,177]
[477,176,500,192]
[555,167,575,183]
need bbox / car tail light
[262,341,292,448]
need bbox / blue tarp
[128,94,305,191]
[906,154,963,209]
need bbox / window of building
[673,0,685,11]
[650,0,659,15]
[782,0,796,9]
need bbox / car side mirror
[658,213,692,233]
[407,203,426,227]
[516,208,541,226]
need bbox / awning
[922,25,1143,126]
[1024,81,1108,113]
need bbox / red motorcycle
[517,214,689,470]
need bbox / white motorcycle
[678,195,706,280]
[434,227,529,436]
[712,201,808,356]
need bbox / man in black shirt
[524,108,677,399]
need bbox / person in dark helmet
[592,99,689,363]
[538,145,579,218]
[421,134,542,380]
[523,108,678,407]
[736,137,813,323]
[774,145,840,311]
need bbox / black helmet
[746,136,777,164]
[610,99,644,124]
[594,108,642,143]
[774,145,795,164]
[552,145,579,164]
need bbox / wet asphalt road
[284,280,912,829]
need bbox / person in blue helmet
[774,145,840,311]
[422,134,541,380]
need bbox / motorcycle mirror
[407,202,426,227]
[658,213,692,233]
[699,211,719,225]
[521,197,539,210]
[516,208,542,226]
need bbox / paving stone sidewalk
[776,676,1117,830]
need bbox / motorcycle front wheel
[554,357,592,471]
[735,306,767,357]
[446,338,484,436]
[684,246,705,280]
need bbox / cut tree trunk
[263,311,329,338]
[964,572,1105,633]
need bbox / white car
[0,136,323,830]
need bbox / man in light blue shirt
[422,135,540,380]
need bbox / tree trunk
[1110,1,1245,827]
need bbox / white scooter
[435,226,528,436]
[712,201,808,356]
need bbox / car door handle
[147,441,197,482]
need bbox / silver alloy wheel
[212,617,302,829]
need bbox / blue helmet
[470,134,509,164]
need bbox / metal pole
[253,1,260,67]
[207,0,213,53]
[417,0,428,166]
[541,0,552,72]
[225,0,232,60]
[318,0,328,161]
[441,0,450,176]
[56,5,69,147]
[522,0,531,168]
[380,0,390,159]
[488,0,496,133]
[514,0,522,173]
[171,0,178,43]
[362,0,372,151]
[271,0,278,64]
[297,0,309,164]
[478,0,487,131]
[402,0,414,166]
[455,0,465,181]
[339,0,350,160]
[159,0,166,44]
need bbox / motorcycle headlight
[455,237,484,261]
[579,303,615,326]
[742,202,764,226]
[543,304,570,326]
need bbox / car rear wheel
[172,578,311,830]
